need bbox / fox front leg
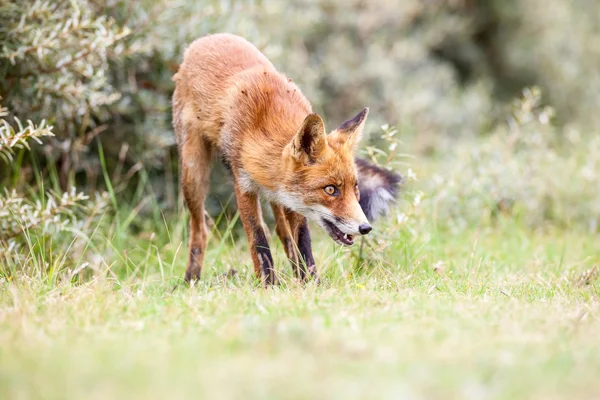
[276,207,319,283]
[233,180,278,285]
[296,218,319,283]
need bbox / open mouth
[322,219,354,246]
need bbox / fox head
[278,108,372,246]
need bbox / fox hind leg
[180,134,213,282]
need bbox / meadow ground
[2,95,599,399]
[1,200,599,399]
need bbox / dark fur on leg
[254,227,277,285]
[185,247,203,283]
[297,221,318,282]
[355,158,402,221]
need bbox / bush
[0,98,108,277]
[0,0,261,197]
[425,88,600,232]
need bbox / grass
[2,104,599,398]
[1,194,599,399]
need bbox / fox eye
[323,185,339,196]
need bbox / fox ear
[291,113,327,163]
[334,107,369,147]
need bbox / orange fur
[173,33,371,284]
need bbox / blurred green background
[1,0,599,234]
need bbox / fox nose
[358,223,372,235]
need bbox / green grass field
[2,95,599,399]
[2,194,599,399]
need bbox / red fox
[172,33,401,284]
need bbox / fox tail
[355,158,402,222]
